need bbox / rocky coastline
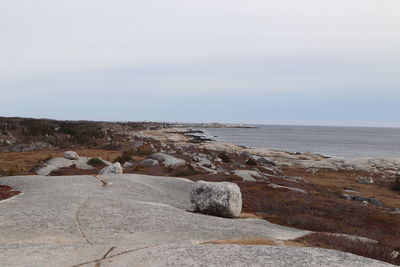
[1,119,400,265]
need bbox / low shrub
[165,166,174,173]
[87,158,106,167]
[218,152,231,163]
[297,233,400,265]
[41,154,53,163]
[132,147,153,156]
[392,177,400,192]
[238,181,400,247]
[113,152,133,164]
[132,166,145,172]
[0,168,18,177]
[245,158,257,165]
[174,169,200,177]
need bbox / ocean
[197,125,400,159]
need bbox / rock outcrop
[190,181,242,218]
[0,174,391,266]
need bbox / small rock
[190,181,242,218]
[283,176,305,182]
[252,156,276,166]
[123,162,134,168]
[99,162,123,175]
[341,194,352,200]
[306,168,319,174]
[344,189,360,194]
[198,157,212,166]
[352,195,382,207]
[241,151,252,157]
[390,251,399,259]
[356,177,374,184]
[64,151,79,160]
[268,183,307,194]
[233,170,266,182]
[214,157,222,163]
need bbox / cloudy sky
[1,0,399,126]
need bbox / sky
[1,0,400,126]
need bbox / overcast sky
[1,0,399,126]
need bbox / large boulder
[190,181,242,218]
[64,151,79,160]
[99,162,123,175]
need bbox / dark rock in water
[184,130,215,143]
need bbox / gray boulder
[99,162,123,175]
[64,151,79,160]
[123,162,134,168]
[148,153,186,167]
[139,159,159,167]
[190,181,242,218]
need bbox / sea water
[198,125,400,158]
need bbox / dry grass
[202,237,305,247]
[239,212,263,219]
[297,233,400,265]
[283,167,400,208]
[237,180,400,248]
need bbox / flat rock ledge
[0,174,392,266]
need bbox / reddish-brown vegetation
[0,185,20,200]
[237,181,400,248]
[0,149,121,175]
[297,233,400,265]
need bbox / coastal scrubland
[1,117,400,265]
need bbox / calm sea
[198,125,400,159]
